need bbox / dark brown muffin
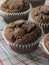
[44,34,49,51]
[32,5,49,24]
[4,20,42,44]
[4,20,42,53]
[1,0,29,13]
[31,5,49,34]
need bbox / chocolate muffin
[4,20,42,53]
[44,34,49,51]
[0,0,32,23]
[1,0,29,13]
[31,5,49,33]
[32,5,49,23]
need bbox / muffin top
[1,0,29,13]
[4,20,42,45]
[32,5,49,23]
[44,34,49,51]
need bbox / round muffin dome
[4,20,42,53]
[4,20,42,45]
[1,0,29,13]
[31,5,49,24]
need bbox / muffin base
[10,43,39,54]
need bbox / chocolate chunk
[22,22,36,32]
[14,28,25,39]
[41,10,49,15]
[34,12,39,16]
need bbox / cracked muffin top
[1,0,29,13]
[31,5,49,24]
[44,34,49,51]
[4,20,42,45]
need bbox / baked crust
[32,5,49,23]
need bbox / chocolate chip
[42,10,49,15]
[34,12,39,16]
[27,23,36,32]
[41,16,43,19]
